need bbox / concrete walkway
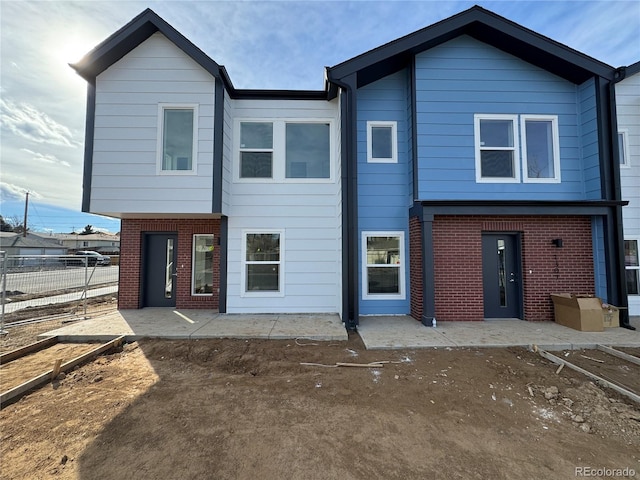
[38,309,640,351]
[40,309,348,342]
[357,315,640,350]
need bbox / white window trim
[367,121,398,163]
[474,114,520,183]
[619,130,631,168]
[361,231,406,301]
[521,115,561,183]
[234,119,335,183]
[156,104,198,176]
[240,229,285,297]
[191,234,214,296]
[626,238,640,296]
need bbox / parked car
[67,251,111,266]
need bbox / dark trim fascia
[212,78,224,213]
[622,60,640,78]
[605,79,630,326]
[71,8,220,82]
[81,82,96,213]
[228,89,329,100]
[595,77,615,201]
[410,57,418,201]
[335,74,359,330]
[413,200,627,216]
[218,216,228,313]
[328,6,613,87]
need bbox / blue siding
[578,78,602,200]
[357,70,411,315]
[591,217,608,300]
[414,35,589,201]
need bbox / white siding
[226,99,342,314]
[92,33,216,216]
[616,71,640,315]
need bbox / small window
[158,106,197,173]
[192,235,214,295]
[475,115,519,182]
[367,121,397,163]
[626,240,639,295]
[522,115,560,182]
[286,123,330,178]
[619,131,630,167]
[362,232,405,299]
[240,122,273,178]
[242,231,283,296]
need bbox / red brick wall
[119,218,221,310]
[409,216,423,320]
[410,215,594,322]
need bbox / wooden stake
[51,359,62,381]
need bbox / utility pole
[22,192,29,237]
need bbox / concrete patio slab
[357,315,640,350]
[39,309,348,342]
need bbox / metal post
[1,251,7,336]
[83,256,88,319]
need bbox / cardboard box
[601,303,620,328]
[550,294,604,332]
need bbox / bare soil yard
[1,334,639,480]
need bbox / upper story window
[474,115,519,183]
[286,123,330,178]
[474,114,560,183]
[236,120,333,182]
[157,104,198,175]
[521,115,560,183]
[240,122,273,178]
[619,130,630,168]
[367,121,397,163]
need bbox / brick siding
[119,218,221,310]
[410,215,594,322]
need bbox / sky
[1,0,639,234]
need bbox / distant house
[71,6,632,328]
[0,232,68,256]
[615,61,640,316]
[53,232,120,255]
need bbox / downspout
[610,68,635,330]
[327,71,359,330]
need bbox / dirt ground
[1,333,639,480]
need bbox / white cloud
[0,182,41,202]
[20,148,71,168]
[0,98,78,148]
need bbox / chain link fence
[0,252,119,333]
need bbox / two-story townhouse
[615,61,640,317]
[72,6,632,330]
[326,6,632,329]
[71,9,341,314]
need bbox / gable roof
[71,9,327,100]
[624,60,640,77]
[70,8,221,83]
[327,5,614,88]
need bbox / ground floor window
[362,231,405,299]
[242,231,283,296]
[192,235,214,295]
[625,239,639,295]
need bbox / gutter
[326,70,359,330]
